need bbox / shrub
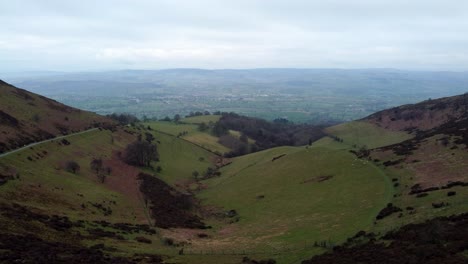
[65,161,80,174]
[90,158,103,174]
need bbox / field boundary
[153,129,222,157]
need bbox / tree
[90,158,103,174]
[198,122,209,132]
[107,113,139,125]
[145,132,155,143]
[173,114,181,123]
[205,167,215,177]
[212,122,228,136]
[97,166,112,183]
[66,161,80,174]
[123,141,159,167]
[240,133,248,143]
[97,174,106,183]
[358,145,370,158]
[192,170,199,179]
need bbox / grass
[1,115,465,264]
[145,130,216,185]
[144,120,230,154]
[367,135,468,235]
[195,141,393,263]
[0,126,218,261]
[229,129,256,144]
[0,129,145,223]
[0,81,110,153]
[325,121,412,149]
[145,121,198,135]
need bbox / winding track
[0,128,99,158]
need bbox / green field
[193,141,393,263]
[145,130,216,185]
[325,121,413,149]
[144,120,230,154]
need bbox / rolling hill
[0,80,113,153]
[301,93,468,263]
[0,81,466,264]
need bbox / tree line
[212,113,325,157]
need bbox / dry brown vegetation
[0,80,114,153]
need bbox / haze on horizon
[1,0,468,72]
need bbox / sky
[1,0,468,72]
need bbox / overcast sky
[1,0,468,72]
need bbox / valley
[6,69,468,124]
[0,80,467,264]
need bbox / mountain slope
[301,93,468,263]
[0,80,113,153]
[366,93,468,187]
[365,93,468,132]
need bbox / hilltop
[0,80,113,153]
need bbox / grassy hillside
[0,122,220,262]
[0,128,143,222]
[144,120,230,154]
[145,130,216,186]
[325,121,412,149]
[301,95,468,264]
[0,80,112,153]
[180,142,392,263]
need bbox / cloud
[96,47,216,61]
[1,0,468,71]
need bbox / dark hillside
[138,173,205,229]
[367,93,468,188]
[0,80,113,153]
[302,213,468,264]
[365,93,468,132]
